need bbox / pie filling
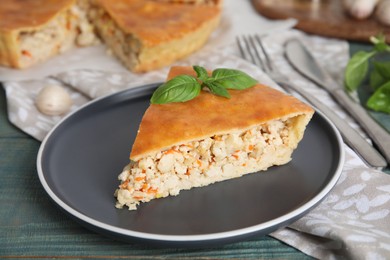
[115,117,302,210]
[89,2,220,72]
[18,1,98,68]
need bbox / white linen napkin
[1,0,389,258]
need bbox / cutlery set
[237,35,389,168]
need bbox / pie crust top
[95,0,221,46]
[130,66,314,160]
[0,0,74,32]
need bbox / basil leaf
[150,67,258,104]
[150,75,201,104]
[204,81,231,98]
[370,69,386,91]
[193,65,209,82]
[371,34,390,52]
[370,61,390,90]
[344,51,376,92]
[373,61,390,78]
[374,42,389,52]
[211,68,258,90]
[366,81,390,114]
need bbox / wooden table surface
[252,0,390,43]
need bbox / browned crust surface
[0,0,74,32]
[0,0,75,68]
[95,0,221,46]
[130,66,314,160]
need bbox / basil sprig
[344,34,390,114]
[150,66,258,104]
[150,75,200,104]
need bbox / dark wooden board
[252,0,390,43]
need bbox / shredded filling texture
[18,1,98,67]
[115,118,294,210]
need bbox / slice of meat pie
[115,66,314,210]
[0,0,97,68]
[89,0,222,72]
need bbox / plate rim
[36,83,345,243]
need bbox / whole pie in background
[0,0,222,71]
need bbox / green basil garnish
[210,68,258,90]
[150,66,258,104]
[344,34,390,115]
[204,81,231,98]
[150,75,201,104]
[193,65,209,82]
[366,81,390,114]
[344,51,376,92]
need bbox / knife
[277,81,387,169]
[285,39,390,165]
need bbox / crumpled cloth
[1,0,389,258]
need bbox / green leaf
[203,81,231,98]
[344,51,376,92]
[374,42,389,52]
[211,68,258,90]
[150,75,201,104]
[373,61,390,78]
[369,69,386,91]
[150,67,259,104]
[366,81,390,114]
[370,34,390,52]
[193,65,209,82]
[370,61,390,90]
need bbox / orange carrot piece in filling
[213,135,222,141]
[232,150,241,159]
[147,188,158,194]
[141,184,149,191]
[120,180,129,189]
[163,148,179,155]
[180,144,193,149]
[21,50,32,58]
[135,176,145,182]
[196,159,202,167]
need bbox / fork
[237,35,292,90]
[236,35,387,168]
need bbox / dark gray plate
[37,83,344,247]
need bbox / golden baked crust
[95,0,220,46]
[0,0,74,68]
[130,66,314,161]
[0,0,98,68]
[0,0,74,32]
[91,0,221,72]
[151,0,222,7]
[0,0,221,71]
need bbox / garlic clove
[376,0,390,26]
[343,0,379,19]
[36,85,73,116]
